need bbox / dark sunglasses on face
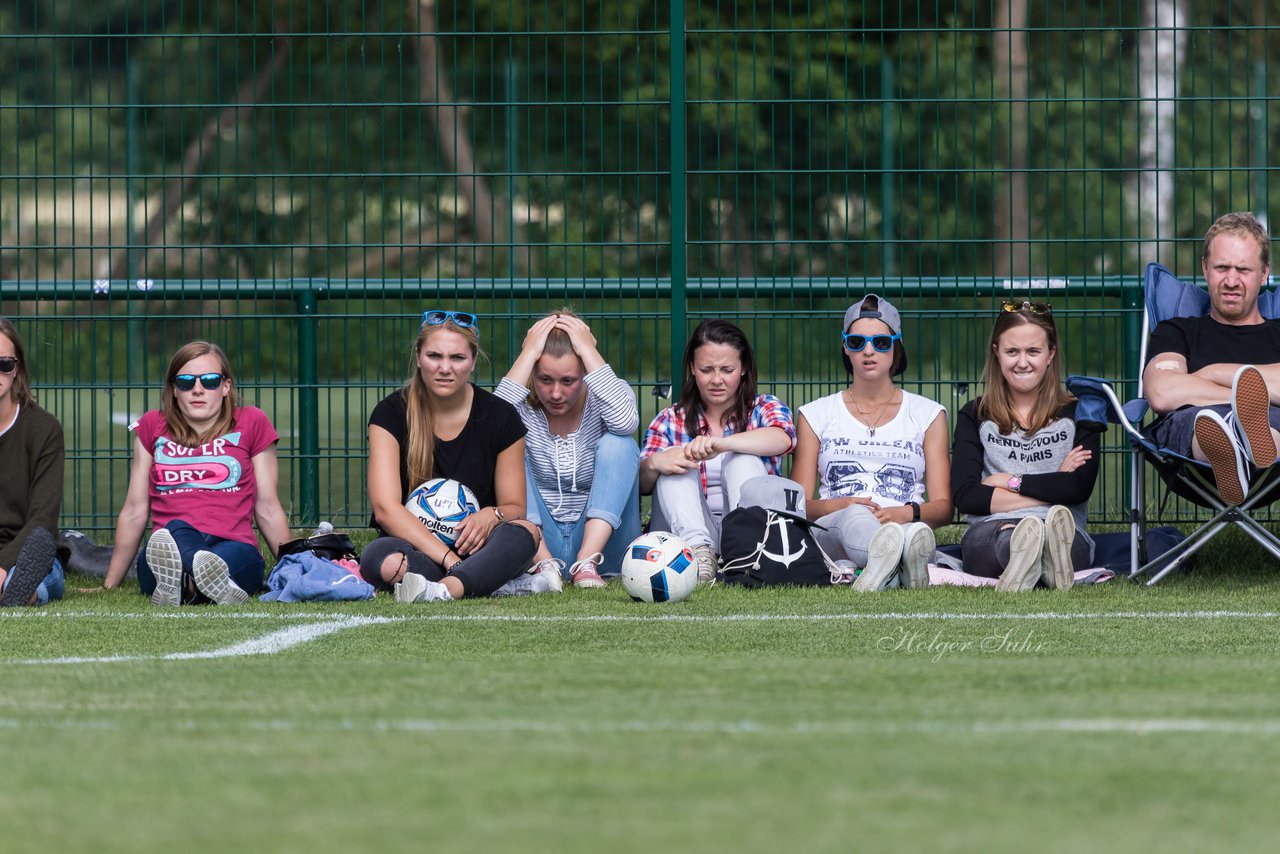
[842,332,901,353]
[0,356,17,374]
[173,372,225,391]
[420,310,479,330]
[1002,300,1052,315]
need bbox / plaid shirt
[641,394,796,493]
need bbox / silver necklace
[845,388,897,437]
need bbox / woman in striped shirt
[496,311,641,587]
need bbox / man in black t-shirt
[1143,212,1280,505]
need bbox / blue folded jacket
[261,552,375,602]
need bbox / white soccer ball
[404,478,479,547]
[620,531,698,603]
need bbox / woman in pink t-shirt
[102,341,292,605]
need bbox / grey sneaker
[1,527,56,607]
[530,558,566,593]
[394,573,453,603]
[1041,505,1076,591]
[996,516,1044,592]
[1195,408,1249,505]
[1232,365,1277,468]
[899,523,934,589]
[692,544,719,585]
[491,573,555,597]
[853,523,905,592]
[192,550,250,605]
[146,528,184,607]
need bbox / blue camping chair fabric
[1066,261,1280,584]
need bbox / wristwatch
[908,501,921,522]
[1007,475,1023,494]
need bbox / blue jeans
[525,432,641,577]
[136,519,266,598]
[3,559,64,605]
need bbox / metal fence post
[881,58,896,277]
[669,0,687,369]
[297,287,320,527]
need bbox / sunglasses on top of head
[1001,300,1052,315]
[842,332,901,353]
[420,310,479,330]
[173,372,225,392]
[0,356,18,374]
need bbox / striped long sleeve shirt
[495,365,639,523]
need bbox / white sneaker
[192,551,250,605]
[854,523,905,592]
[1040,505,1076,591]
[394,573,453,603]
[491,573,553,597]
[692,544,719,585]
[530,558,566,593]
[900,524,934,589]
[996,517,1044,592]
[146,528,183,607]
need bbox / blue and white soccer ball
[404,478,479,547]
[620,531,698,603]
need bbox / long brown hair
[525,307,582,410]
[161,341,238,447]
[0,318,35,407]
[977,307,1073,434]
[403,319,482,487]
[676,319,758,435]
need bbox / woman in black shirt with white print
[951,301,1104,592]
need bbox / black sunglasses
[842,332,901,353]
[0,356,18,374]
[173,372,225,391]
[1002,300,1052,315]
[420,310,479,329]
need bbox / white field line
[3,609,1280,624]
[2,716,1280,737]
[11,616,392,665]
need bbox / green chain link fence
[1,2,1275,530]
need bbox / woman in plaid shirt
[640,319,796,583]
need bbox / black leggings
[360,522,537,598]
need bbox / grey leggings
[960,516,1091,579]
[813,503,932,569]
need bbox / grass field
[6,535,1280,853]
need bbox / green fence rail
[4,2,1279,531]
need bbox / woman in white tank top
[792,295,952,591]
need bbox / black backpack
[719,505,838,587]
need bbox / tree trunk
[106,34,293,280]
[408,0,519,274]
[1129,0,1188,268]
[993,0,1030,279]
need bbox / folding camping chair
[1066,261,1280,584]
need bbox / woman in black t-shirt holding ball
[362,310,552,602]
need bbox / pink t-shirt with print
[134,406,280,546]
